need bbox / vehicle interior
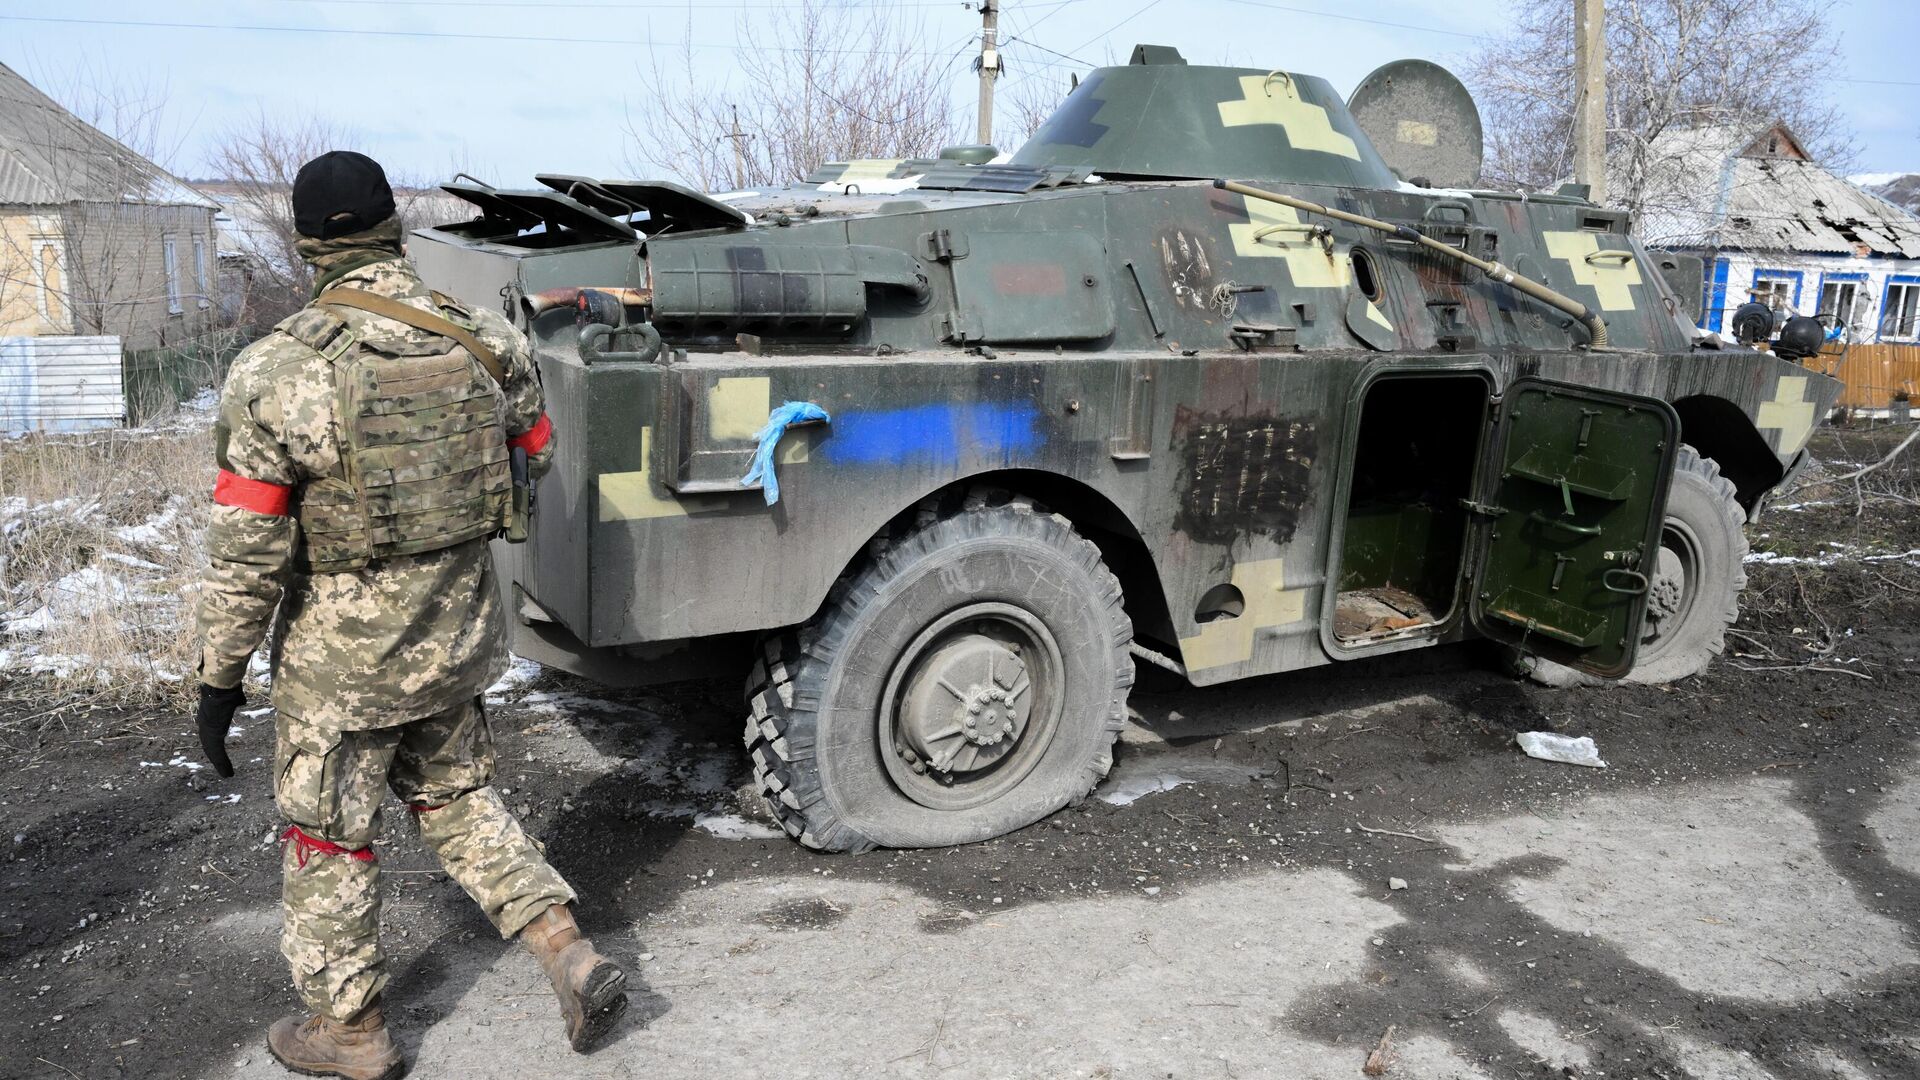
[1331,373,1488,645]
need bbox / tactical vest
[276,291,512,573]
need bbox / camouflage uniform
[195,219,573,1021]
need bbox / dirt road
[5,451,1918,1079]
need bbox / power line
[1002,35,1092,69]
[1066,0,1166,60]
[271,0,1080,9]
[1218,0,1480,40]
[0,12,964,54]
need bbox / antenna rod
[1212,179,1610,348]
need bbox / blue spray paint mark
[822,401,1045,467]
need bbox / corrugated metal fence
[0,335,125,432]
[1804,343,1920,411]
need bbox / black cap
[292,151,396,239]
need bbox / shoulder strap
[317,287,505,386]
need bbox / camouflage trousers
[273,697,575,1020]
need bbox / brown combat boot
[266,997,405,1080]
[520,903,629,1051]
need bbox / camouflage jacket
[195,236,553,731]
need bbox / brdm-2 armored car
[412,48,1840,852]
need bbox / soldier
[192,151,627,1080]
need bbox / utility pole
[726,104,748,190]
[976,1,1001,147]
[1572,0,1607,204]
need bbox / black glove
[195,683,246,778]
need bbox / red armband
[507,413,553,454]
[213,469,293,516]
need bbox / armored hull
[414,48,1838,851]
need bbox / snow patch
[695,813,785,841]
[112,497,186,546]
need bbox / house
[0,60,219,352]
[1618,122,1920,345]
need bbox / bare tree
[204,112,464,330]
[999,72,1074,147]
[206,112,353,328]
[624,0,961,189]
[1466,0,1855,213]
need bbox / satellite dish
[1347,59,1484,189]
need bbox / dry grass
[0,405,214,707]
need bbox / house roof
[1623,122,1920,258]
[0,60,216,210]
[1852,172,1920,218]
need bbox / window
[1753,278,1794,312]
[29,236,65,327]
[163,235,182,315]
[192,235,209,310]
[1818,279,1868,337]
[1883,280,1920,340]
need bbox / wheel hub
[895,631,1033,775]
[1645,541,1690,641]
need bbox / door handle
[1602,568,1650,595]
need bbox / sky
[1,0,1915,188]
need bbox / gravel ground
[3,429,1917,1080]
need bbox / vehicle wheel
[744,489,1134,852]
[1517,445,1748,687]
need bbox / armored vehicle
[411,47,1839,853]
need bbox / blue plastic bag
[741,401,830,505]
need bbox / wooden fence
[1802,343,1920,411]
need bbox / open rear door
[1471,379,1680,678]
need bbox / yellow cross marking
[1178,558,1309,671]
[1364,300,1394,331]
[1216,75,1361,160]
[1542,231,1643,312]
[1756,375,1815,456]
[1228,197,1350,289]
[598,427,686,521]
[709,376,771,440]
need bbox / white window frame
[28,236,66,326]
[1752,274,1797,313]
[192,234,209,310]
[1818,279,1869,338]
[163,234,182,315]
[1882,279,1920,342]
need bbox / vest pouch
[310,320,515,570]
[296,477,373,573]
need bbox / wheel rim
[878,602,1065,811]
[1640,516,1703,657]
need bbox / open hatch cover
[1470,379,1679,678]
[441,183,635,241]
[535,175,750,233]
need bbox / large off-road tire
[1518,445,1748,687]
[744,489,1134,853]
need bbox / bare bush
[1466,0,1855,210]
[0,414,213,705]
[624,0,961,189]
